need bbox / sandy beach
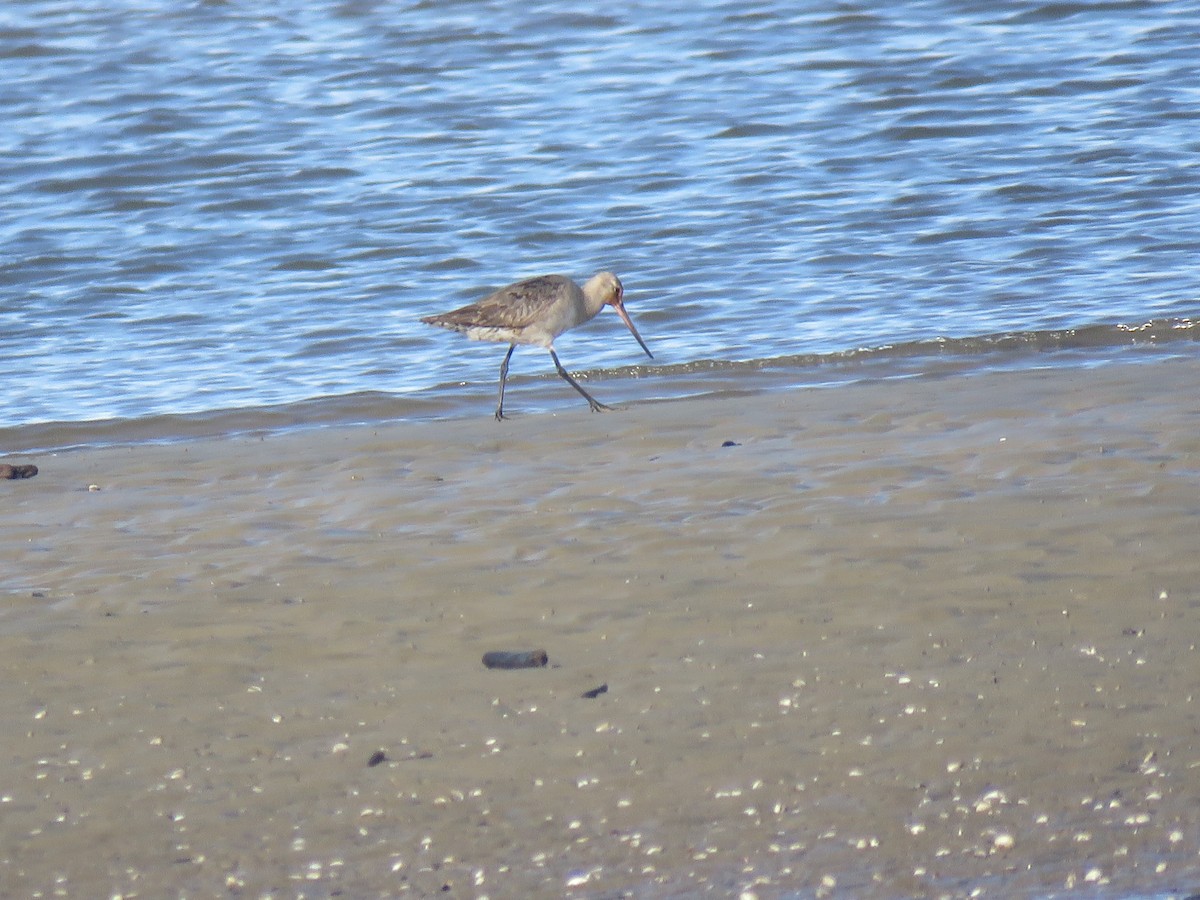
[2,357,1199,899]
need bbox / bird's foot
[494,409,509,421]
[588,400,615,413]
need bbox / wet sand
[3,358,1199,899]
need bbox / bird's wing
[432,275,567,329]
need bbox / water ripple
[1,0,1199,428]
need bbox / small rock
[482,649,548,670]
[0,463,38,480]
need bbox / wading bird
[422,271,652,420]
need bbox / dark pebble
[581,683,608,699]
[721,440,740,448]
[367,750,388,767]
[482,649,549,669]
[1,463,38,479]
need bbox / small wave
[621,317,1198,379]
[4,319,1191,455]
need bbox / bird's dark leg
[549,349,613,413]
[495,344,516,420]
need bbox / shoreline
[3,356,1200,897]
[4,315,1198,445]
[1,337,1192,456]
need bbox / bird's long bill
[611,300,654,359]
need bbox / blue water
[2,0,1199,435]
